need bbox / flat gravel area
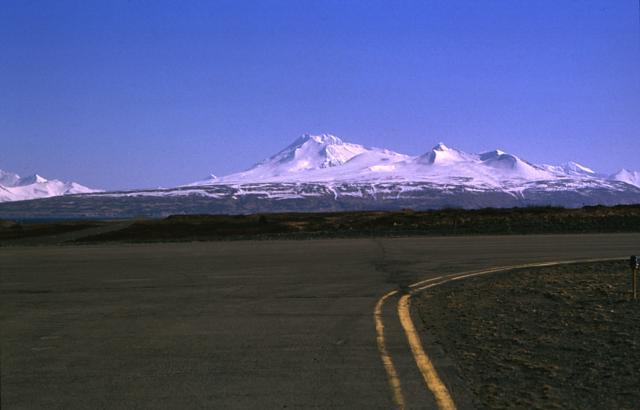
[414,260,640,410]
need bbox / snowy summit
[189,134,639,189]
[0,170,99,202]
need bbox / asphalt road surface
[2,234,639,409]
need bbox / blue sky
[1,0,639,190]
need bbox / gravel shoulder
[414,260,640,410]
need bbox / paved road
[2,234,638,409]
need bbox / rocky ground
[414,260,640,410]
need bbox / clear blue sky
[2,0,639,190]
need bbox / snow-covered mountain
[610,169,640,188]
[189,134,410,185]
[0,134,638,217]
[188,134,638,190]
[0,170,99,202]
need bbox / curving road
[2,233,639,409]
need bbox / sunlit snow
[0,171,99,202]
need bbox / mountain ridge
[1,134,638,213]
[0,170,99,203]
[190,134,639,190]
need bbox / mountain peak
[224,133,372,179]
[610,169,640,188]
[17,174,48,186]
[0,169,21,187]
[418,142,471,165]
[299,134,343,145]
[432,142,449,151]
[563,161,595,175]
[287,134,344,149]
[613,168,633,176]
[479,148,510,158]
[274,134,366,170]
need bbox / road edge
[380,257,624,410]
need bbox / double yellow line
[375,257,622,409]
[374,290,405,408]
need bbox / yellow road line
[392,256,624,409]
[408,275,444,289]
[412,258,623,292]
[374,290,406,409]
[398,294,457,410]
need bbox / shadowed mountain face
[2,134,639,217]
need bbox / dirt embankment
[414,260,640,409]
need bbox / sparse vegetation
[0,220,108,241]
[1,205,637,244]
[414,260,640,409]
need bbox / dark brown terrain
[2,205,639,245]
[414,260,640,409]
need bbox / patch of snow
[0,169,100,202]
[610,169,640,188]
[0,170,21,187]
